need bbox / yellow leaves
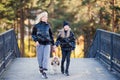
[18,36,36,57]
[18,35,85,58]
[74,35,84,58]
[0,3,6,11]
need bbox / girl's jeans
[61,50,71,73]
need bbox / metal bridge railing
[88,29,120,73]
[0,29,20,74]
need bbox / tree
[0,0,33,56]
[1,0,120,57]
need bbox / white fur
[49,57,60,74]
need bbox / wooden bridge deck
[0,58,119,80]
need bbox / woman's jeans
[61,50,71,73]
[36,44,50,70]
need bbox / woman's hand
[36,41,39,46]
[52,45,56,52]
[52,45,57,56]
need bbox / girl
[55,21,76,76]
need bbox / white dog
[50,56,60,74]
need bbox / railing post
[97,30,101,59]
[3,35,6,69]
[13,30,21,57]
[96,31,99,58]
[11,31,15,58]
[110,34,113,71]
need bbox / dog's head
[51,56,60,66]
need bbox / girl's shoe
[61,71,64,74]
[65,72,70,76]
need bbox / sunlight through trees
[0,0,120,57]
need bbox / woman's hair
[35,11,48,24]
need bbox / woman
[55,21,76,76]
[32,11,55,79]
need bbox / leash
[53,50,57,57]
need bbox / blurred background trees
[0,0,120,57]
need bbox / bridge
[0,29,120,80]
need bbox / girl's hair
[59,28,71,38]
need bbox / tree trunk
[88,3,91,21]
[112,0,115,32]
[28,19,30,51]
[48,0,55,18]
[20,7,24,57]
[16,18,19,40]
